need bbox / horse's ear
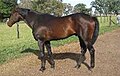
[15,6,19,9]
[11,6,18,14]
[13,6,20,11]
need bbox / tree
[90,0,104,16]
[91,0,120,15]
[0,0,17,21]
[73,3,91,14]
[91,0,105,23]
[106,0,120,14]
[32,0,64,16]
[63,3,73,15]
[51,0,64,16]
[18,0,33,9]
[0,0,17,16]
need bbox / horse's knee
[38,52,45,60]
[81,47,87,52]
[89,49,95,55]
[88,45,95,53]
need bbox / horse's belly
[50,28,75,40]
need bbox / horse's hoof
[39,67,46,72]
[88,65,94,72]
[88,67,93,72]
[38,56,41,60]
[91,66,94,69]
[48,60,55,69]
[75,64,81,69]
[51,64,55,69]
[90,64,95,68]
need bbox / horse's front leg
[38,39,46,72]
[45,41,55,68]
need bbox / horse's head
[7,7,30,27]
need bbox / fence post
[16,23,20,39]
[109,15,111,27]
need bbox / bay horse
[7,7,99,72]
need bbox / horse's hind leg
[88,45,95,69]
[76,36,87,68]
[45,41,55,68]
[38,40,46,72]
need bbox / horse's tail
[91,17,99,45]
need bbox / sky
[63,0,94,8]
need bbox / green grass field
[0,16,119,64]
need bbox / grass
[0,16,120,64]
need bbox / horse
[7,7,99,72]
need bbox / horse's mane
[27,8,56,18]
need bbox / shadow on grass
[21,48,90,70]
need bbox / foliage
[63,3,73,15]
[91,0,104,15]
[18,0,33,9]
[91,0,120,15]
[106,0,120,14]
[74,3,91,14]
[0,0,17,18]
[31,0,64,16]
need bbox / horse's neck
[24,18,34,29]
[23,12,37,29]
[23,12,56,30]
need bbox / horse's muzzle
[7,21,12,27]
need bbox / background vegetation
[0,0,120,20]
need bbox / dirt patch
[0,28,120,76]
